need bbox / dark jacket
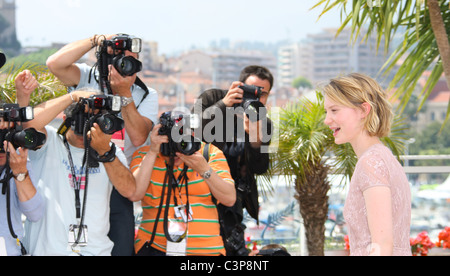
[192,89,272,221]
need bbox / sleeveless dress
[343,144,412,256]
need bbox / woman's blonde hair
[322,73,393,138]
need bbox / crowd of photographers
[0,34,283,256]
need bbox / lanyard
[170,166,189,207]
[63,137,87,220]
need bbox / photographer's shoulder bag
[202,143,248,256]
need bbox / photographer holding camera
[192,65,273,256]
[0,62,44,256]
[47,34,158,255]
[19,88,136,256]
[129,111,236,256]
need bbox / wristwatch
[121,96,134,107]
[13,171,29,182]
[201,168,213,180]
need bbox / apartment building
[278,28,390,89]
[178,49,277,90]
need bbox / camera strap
[163,161,189,243]
[63,137,90,252]
[145,157,190,248]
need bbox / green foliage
[2,48,58,71]
[0,62,66,106]
[292,76,313,89]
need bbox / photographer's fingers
[149,124,168,153]
[224,82,244,107]
[4,142,28,172]
[89,123,113,155]
[108,65,135,97]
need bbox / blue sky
[15,0,342,55]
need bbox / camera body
[0,104,34,123]
[237,84,266,122]
[71,95,124,136]
[158,111,201,157]
[98,34,143,78]
[0,104,46,151]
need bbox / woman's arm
[363,186,394,256]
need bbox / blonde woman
[322,73,411,256]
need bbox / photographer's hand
[223,81,244,107]
[88,123,137,199]
[15,70,39,107]
[108,63,153,147]
[148,124,169,154]
[108,64,136,98]
[5,141,37,202]
[88,123,113,156]
[128,124,168,202]
[176,151,236,207]
[175,151,210,175]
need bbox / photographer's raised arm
[24,91,95,133]
[89,123,136,199]
[46,35,114,87]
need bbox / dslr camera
[0,104,46,151]
[70,95,124,136]
[237,84,267,122]
[158,111,201,157]
[97,34,143,85]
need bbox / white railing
[401,155,450,174]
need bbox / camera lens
[243,100,266,122]
[113,56,142,76]
[96,114,124,135]
[176,135,201,156]
[10,129,46,150]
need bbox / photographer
[0,63,44,256]
[47,34,158,255]
[20,88,136,256]
[129,112,236,256]
[192,65,273,256]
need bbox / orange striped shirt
[131,143,234,256]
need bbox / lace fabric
[344,144,412,256]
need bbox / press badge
[166,218,188,256]
[68,224,88,247]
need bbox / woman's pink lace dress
[344,144,412,256]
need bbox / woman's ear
[360,102,372,118]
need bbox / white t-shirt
[24,126,128,256]
[73,63,159,163]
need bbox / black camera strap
[145,157,190,247]
[63,136,90,249]
[163,161,189,243]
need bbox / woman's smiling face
[324,96,366,145]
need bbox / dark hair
[239,65,274,91]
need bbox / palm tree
[313,0,450,126]
[1,61,66,105]
[269,92,407,256]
